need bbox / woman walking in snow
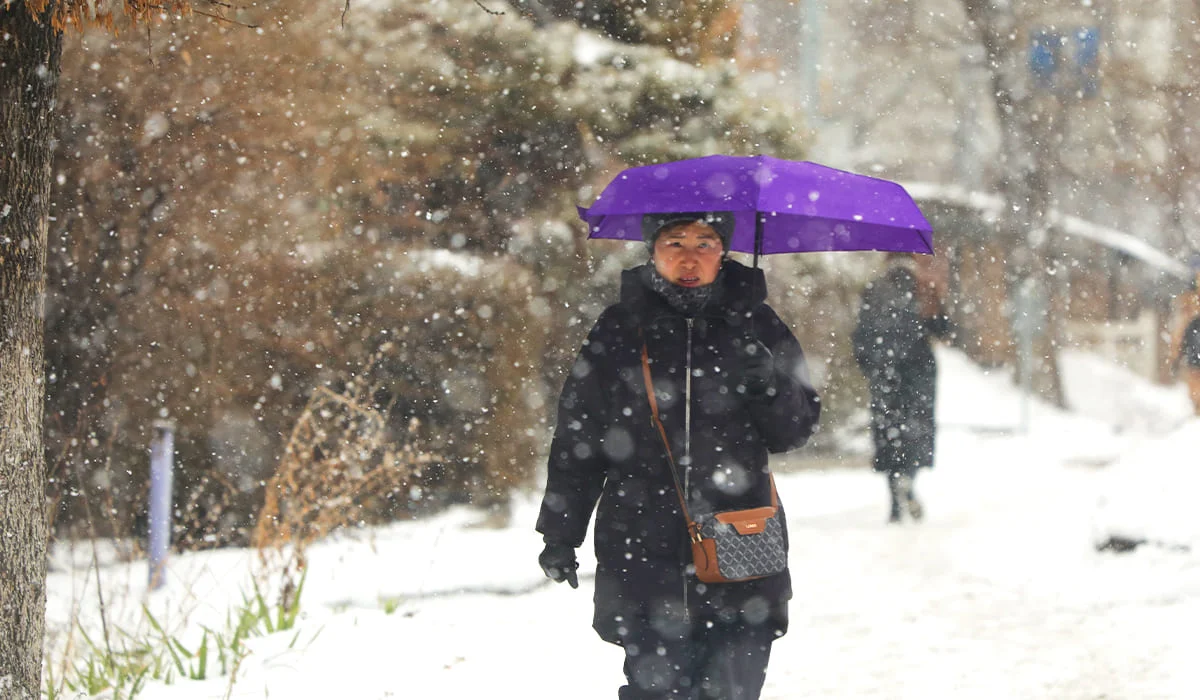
[535,212,821,700]
[852,252,952,523]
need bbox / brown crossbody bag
[640,343,787,584]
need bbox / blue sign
[1073,27,1100,98]
[1029,26,1100,98]
[1029,30,1060,92]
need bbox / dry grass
[252,343,439,605]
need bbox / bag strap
[641,342,699,539]
[640,341,779,540]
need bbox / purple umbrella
[579,155,933,262]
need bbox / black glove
[740,340,775,398]
[538,542,579,589]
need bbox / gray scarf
[642,265,721,317]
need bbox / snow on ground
[46,347,1200,699]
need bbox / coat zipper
[683,317,694,620]
[684,317,694,494]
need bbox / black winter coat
[535,260,821,646]
[1181,316,1200,369]
[852,264,949,474]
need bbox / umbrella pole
[753,213,764,269]
[748,213,765,344]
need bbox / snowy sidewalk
[48,349,1200,699]
[114,425,1200,699]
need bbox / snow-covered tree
[42,0,807,558]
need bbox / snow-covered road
[46,349,1200,699]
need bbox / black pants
[618,616,775,700]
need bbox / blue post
[1013,279,1045,435]
[148,420,175,590]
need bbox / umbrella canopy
[579,155,933,256]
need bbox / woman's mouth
[677,276,701,286]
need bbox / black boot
[906,472,923,521]
[907,490,924,521]
[887,472,904,523]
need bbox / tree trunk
[0,4,62,698]
[961,0,1065,407]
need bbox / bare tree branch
[474,0,505,15]
[190,8,259,27]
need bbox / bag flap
[714,507,777,535]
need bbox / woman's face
[652,222,724,287]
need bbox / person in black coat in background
[1175,307,1200,416]
[852,252,952,523]
[536,212,821,700]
